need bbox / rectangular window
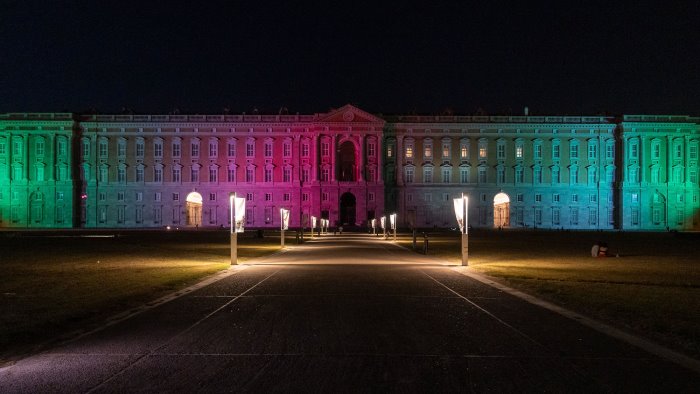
[460,144,468,160]
[117,191,125,201]
[515,168,524,184]
[265,193,272,201]
[631,193,639,203]
[387,144,393,158]
[552,144,560,159]
[209,168,217,182]
[497,168,505,184]
[117,140,126,157]
[117,167,126,183]
[322,142,330,157]
[99,140,108,158]
[534,167,542,184]
[246,168,254,183]
[534,144,542,159]
[516,193,524,202]
[283,193,291,201]
[460,168,469,184]
[99,192,106,202]
[209,141,218,158]
[283,168,292,182]
[571,193,578,203]
[405,167,414,183]
[0,141,6,156]
[497,144,505,159]
[368,192,375,202]
[606,143,615,159]
[674,144,682,159]
[227,142,235,157]
[265,207,273,224]
[424,144,432,159]
[631,208,640,226]
[515,145,523,159]
[368,142,376,157]
[14,139,24,156]
[209,193,216,201]
[136,192,143,202]
[191,167,199,182]
[535,193,542,203]
[478,167,487,183]
[227,168,235,182]
[172,167,180,183]
[322,192,329,201]
[442,168,450,183]
[191,142,200,157]
[172,141,181,157]
[424,193,432,202]
[690,145,698,160]
[265,142,273,157]
[652,143,660,159]
[302,168,310,182]
[154,141,163,158]
[302,193,309,202]
[246,193,254,201]
[552,208,560,225]
[154,192,161,202]
[153,206,162,224]
[570,207,579,225]
[264,168,273,183]
[154,168,163,183]
[479,145,487,159]
[588,144,597,159]
[534,208,542,225]
[423,167,433,183]
[570,168,578,184]
[570,144,579,159]
[302,143,310,157]
[590,194,597,203]
[283,143,291,157]
[135,140,144,158]
[405,145,413,159]
[246,142,254,157]
[553,193,560,203]
[321,168,329,182]
[442,144,450,158]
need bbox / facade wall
[2,108,699,231]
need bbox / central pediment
[316,104,385,124]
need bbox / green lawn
[0,229,287,363]
[398,229,700,358]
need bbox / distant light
[166,225,171,230]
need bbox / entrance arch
[494,192,510,228]
[186,191,203,227]
[339,141,356,182]
[340,192,356,226]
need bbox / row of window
[630,139,699,161]
[0,137,69,157]
[402,166,614,185]
[395,138,617,162]
[81,137,379,161]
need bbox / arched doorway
[340,192,356,226]
[339,141,356,182]
[494,192,510,228]
[186,192,202,227]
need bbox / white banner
[280,208,290,230]
[453,195,468,234]
[371,218,376,229]
[389,213,396,230]
[311,216,317,229]
[232,195,246,233]
[380,216,386,230]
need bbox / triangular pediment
[316,104,385,124]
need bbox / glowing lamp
[453,193,469,265]
[280,208,290,247]
[229,192,246,265]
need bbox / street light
[229,192,246,265]
[453,193,469,266]
[280,208,290,247]
[310,215,316,238]
[390,213,397,241]
[371,218,376,235]
[381,216,387,239]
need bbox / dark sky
[2,1,699,115]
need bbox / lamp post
[381,216,387,239]
[371,218,376,235]
[390,213,397,241]
[453,193,469,266]
[229,192,245,265]
[280,208,290,247]
[310,215,316,238]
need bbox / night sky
[2,1,699,115]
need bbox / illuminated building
[1,106,698,230]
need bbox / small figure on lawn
[591,241,609,257]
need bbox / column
[331,134,337,182]
[640,136,645,183]
[312,134,319,182]
[48,134,55,181]
[397,135,404,186]
[358,134,364,182]
[377,135,383,183]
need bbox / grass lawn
[0,229,290,363]
[398,229,700,359]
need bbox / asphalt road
[2,234,699,393]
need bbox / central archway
[339,141,356,182]
[494,192,510,228]
[340,192,356,226]
[186,191,203,227]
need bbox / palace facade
[1,105,698,231]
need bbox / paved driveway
[2,234,698,392]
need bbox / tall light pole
[310,215,316,238]
[381,215,387,239]
[390,213,397,241]
[229,192,245,265]
[453,193,469,266]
